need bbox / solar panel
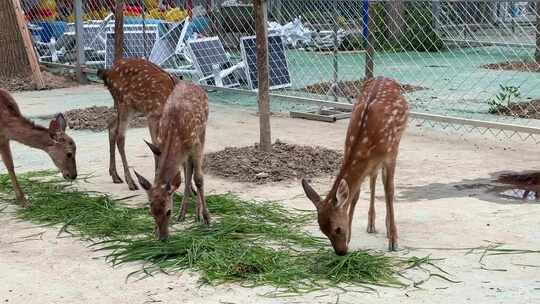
[187,37,239,88]
[240,35,291,91]
[149,20,189,66]
[105,29,158,68]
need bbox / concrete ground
[1,85,540,304]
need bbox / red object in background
[124,5,142,15]
[26,8,54,21]
[186,0,193,17]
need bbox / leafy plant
[488,85,521,114]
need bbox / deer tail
[96,68,108,83]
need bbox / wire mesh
[19,0,540,140]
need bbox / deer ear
[302,179,321,208]
[335,179,350,209]
[134,170,152,191]
[166,171,182,194]
[144,140,161,156]
[49,114,67,138]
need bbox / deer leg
[193,151,210,225]
[177,159,193,223]
[367,172,377,233]
[108,116,123,183]
[116,111,138,190]
[382,160,398,251]
[0,141,28,207]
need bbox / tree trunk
[0,0,43,89]
[253,0,272,152]
[114,0,124,63]
[535,1,540,63]
[365,1,374,79]
[385,0,404,42]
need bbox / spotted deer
[301,77,409,255]
[97,58,180,190]
[0,89,77,207]
[134,80,209,240]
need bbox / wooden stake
[534,1,540,64]
[253,0,272,152]
[10,0,44,89]
[114,0,125,63]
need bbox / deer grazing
[134,80,209,240]
[97,58,179,190]
[301,77,409,254]
[0,89,77,207]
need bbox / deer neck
[6,119,53,150]
[155,140,186,185]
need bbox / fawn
[97,58,179,190]
[0,89,77,207]
[301,77,409,254]
[134,80,209,240]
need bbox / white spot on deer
[362,137,369,144]
[349,136,355,143]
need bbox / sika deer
[134,81,209,240]
[301,77,409,254]
[0,89,77,206]
[97,58,179,190]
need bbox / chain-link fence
[22,0,540,141]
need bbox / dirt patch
[482,61,540,73]
[489,99,540,119]
[57,106,146,132]
[203,141,342,184]
[304,80,427,99]
[0,71,78,92]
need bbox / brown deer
[0,89,77,207]
[97,58,179,190]
[134,80,209,240]
[301,77,409,255]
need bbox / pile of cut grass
[0,171,449,295]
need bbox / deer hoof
[176,213,186,223]
[366,225,376,234]
[19,198,30,208]
[110,173,123,184]
[388,239,398,252]
[127,182,139,191]
[202,213,211,225]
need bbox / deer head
[302,178,354,255]
[134,170,181,241]
[46,114,77,180]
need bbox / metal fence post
[74,0,87,84]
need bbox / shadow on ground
[398,171,540,205]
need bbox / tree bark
[0,0,44,89]
[114,0,124,63]
[365,1,374,79]
[253,0,272,152]
[534,1,540,63]
[385,0,404,42]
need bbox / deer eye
[166,210,171,217]
[67,152,73,158]
[334,227,342,235]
